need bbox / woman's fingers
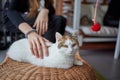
[40,21,48,35]
[33,22,36,28]
[43,21,48,34]
[36,38,43,59]
[33,22,40,35]
[27,31,49,59]
[34,20,48,35]
[43,38,50,42]
[40,38,49,57]
[36,22,40,34]
[29,37,49,59]
[29,40,35,56]
[42,22,48,34]
[43,38,53,47]
[32,39,39,57]
[39,21,43,35]
[42,22,45,35]
[34,21,42,35]
[45,22,48,32]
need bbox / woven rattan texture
[0,57,97,80]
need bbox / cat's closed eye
[63,45,68,48]
[72,44,76,47]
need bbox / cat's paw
[74,60,83,66]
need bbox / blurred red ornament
[91,23,101,32]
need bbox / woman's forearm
[18,22,34,34]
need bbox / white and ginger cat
[7,32,83,69]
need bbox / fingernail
[40,57,43,59]
[46,53,49,57]
[36,54,38,57]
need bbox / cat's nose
[69,48,73,52]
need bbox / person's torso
[9,0,30,13]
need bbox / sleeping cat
[7,32,83,69]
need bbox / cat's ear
[56,32,63,41]
[72,30,79,39]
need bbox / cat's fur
[7,32,83,69]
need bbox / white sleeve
[38,0,45,12]
[40,0,45,8]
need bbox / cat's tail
[0,55,8,65]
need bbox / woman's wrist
[41,8,49,13]
[25,29,37,38]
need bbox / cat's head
[55,32,79,56]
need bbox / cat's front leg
[74,59,83,66]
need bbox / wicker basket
[0,53,97,80]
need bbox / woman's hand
[27,31,49,59]
[33,8,49,35]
